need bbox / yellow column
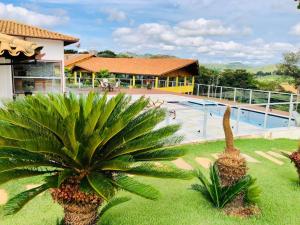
[175,76,178,86]
[132,76,136,87]
[192,76,195,87]
[74,71,77,84]
[79,71,82,78]
[184,76,187,86]
[92,72,95,88]
[155,77,158,88]
[166,77,169,87]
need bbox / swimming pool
[169,100,295,129]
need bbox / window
[13,61,62,94]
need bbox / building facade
[0,20,78,100]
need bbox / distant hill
[120,52,177,58]
[202,62,277,73]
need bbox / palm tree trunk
[216,106,247,209]
[51,178,103,225]
[216,106,247,186]
[62,202,99,225]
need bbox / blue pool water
[169,100,295,129]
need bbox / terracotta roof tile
[0,20,79,45]
[64,54,94,67]
[74,57,198,76]
[0,32,42,57]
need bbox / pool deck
[100,88,290,117]
[68,88,300,143]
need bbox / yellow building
[65,55,199,93]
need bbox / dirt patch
[195,157,212,169]
[0,189,8,205]
[172,158,193,170]
[224,205,260,218]
[255,151,284,165]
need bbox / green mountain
[202,62,277,73]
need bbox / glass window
[13,61,62,95]
[13,61,62,78]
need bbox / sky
[1,0,300,65]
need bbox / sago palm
[215,106,247,208]
[0,92,191,225]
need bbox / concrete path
[0,189,8,205]
[211,153,260,163]
[255,151,284,165]
[267,151,287,159]
[195,157,212,169]
[172,158,193,170]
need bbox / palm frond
[87,172,115,200]
[0,169,57,185]
[99,196,131,217]
[133,148,187,161]
[125,163,193,179]
[112,175,160,200]
[108,124,181,159]
[4,184,49,215]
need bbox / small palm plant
[213,106,260,216]
[191,164,260,208]
[0,92,191,225]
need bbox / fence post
[78,77,81,88]
[197,84,200,96]
[263,91,271,129]
[233,88,237,102]
[235,107,241,134]
[207,85,210,98]
[203,106,208,138]
[220,86,223,100]
[249,89,253,104]
[288,94,294,128]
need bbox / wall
[0,58,13,100]
[25,38,65,92]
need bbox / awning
[0,33,43,58]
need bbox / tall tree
[1,93,191,225]
[295,0,300,9]
[97,50,117,58]
[219,69,257,89]
[277,51,300,92]
[197,66,220,85]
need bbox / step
[172,158,193,170]
[255,151,284,165]
[195,157,212,169]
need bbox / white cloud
[175,18,235,36]
[0,3,68,27]
[113,19,297,63]
[103,8,127,22]
[290,23,300,35]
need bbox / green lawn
[1,138,300,225]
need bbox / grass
[0,138,300,225]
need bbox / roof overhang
[0,33,43,60]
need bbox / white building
[0,20,78,100]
